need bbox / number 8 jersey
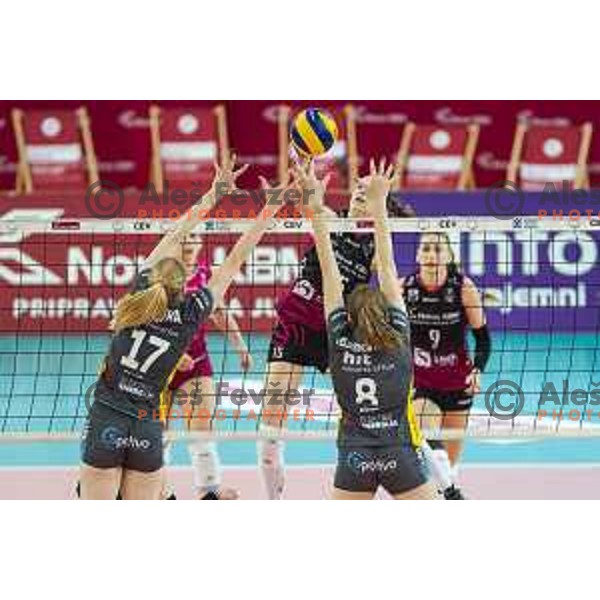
[327,307,419,448]
[94,269,214,418]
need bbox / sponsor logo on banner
[0,207,303,332]
[133,221,152,231]
[51,220,80,231]
[463,229,597,318]
[438,219,457,229]
[512,217,539,230]
[282,220,303,230]
[205,220,231,232]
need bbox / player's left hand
[466,368,481,395]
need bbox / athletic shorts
[334,444,429,495]
[81,401,164,473]
[414,388,474,413]
[267,319,329,373]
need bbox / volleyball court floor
[2,332,600,499]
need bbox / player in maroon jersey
[162,233,253,500]
[400,232,490,499]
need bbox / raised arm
[295,162,343,317]
[143,152,248,269]
[366,159,404,309]
[206,175,288,305]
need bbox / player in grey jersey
[79,154,284,500]
[296,158,437,499]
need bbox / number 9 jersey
[402,270,472,392]
[326,306,421,449]
[94,269,214,418]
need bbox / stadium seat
[277,104,358,194]
[395,122,480,190]
[0,112,17,194]
[506,121,593,191]
[149,104,229,194]
[11,107,98,193]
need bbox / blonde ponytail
[109,257,186,333]
[110,283,169,333]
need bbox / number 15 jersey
[95,270,214,418]
[327,306,420,449]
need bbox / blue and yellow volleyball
[290,108,339,157]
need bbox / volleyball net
[1,215,600,442]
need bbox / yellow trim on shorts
[97,357,107,377]
[406,385,423,448]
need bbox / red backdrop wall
[2,100,600,191]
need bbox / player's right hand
[364,158,395,211]
[212,151,249,196]
[292,160,331,213]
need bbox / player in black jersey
[296,159,436,499]
[258,176,414,499]
[258,176,374,499]
[79,154,279,500]
[400,232,490,499]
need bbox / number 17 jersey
[95,270,214,418]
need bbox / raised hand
[212,151,249,196]
[364,158,395,214]
[292,160,331,213]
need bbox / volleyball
[290,108,339,157]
